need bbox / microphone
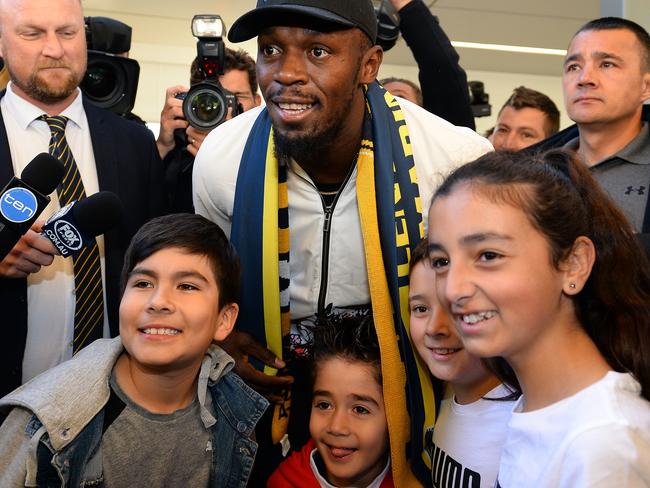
[42,191,124,257]
[0,153,65,260]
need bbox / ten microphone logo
[0,187,37,223]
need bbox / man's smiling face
[256,26,373,161]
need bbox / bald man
[0,0,165,397]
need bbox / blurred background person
[0,59,9,91]
[381,76,422,106]
[489,86,560,151]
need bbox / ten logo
[53,220,83,251]
[0,187,37,223]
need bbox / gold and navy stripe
[41,115,104,354]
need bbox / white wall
[379,62,569,135]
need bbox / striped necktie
[41,115,104,353]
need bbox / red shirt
[267,439,394,488]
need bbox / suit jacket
[0,94,167,397]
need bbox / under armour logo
[625,186,646,195]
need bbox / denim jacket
[0,338,268,487]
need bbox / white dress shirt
[1,82,109,383]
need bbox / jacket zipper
[315,165,356,317]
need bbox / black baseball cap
[228,0,378,44]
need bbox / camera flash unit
[191,15,225,39]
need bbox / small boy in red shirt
[268,315,393,488]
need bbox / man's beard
[9,64,82,105]
[272,87,358,167]
[273,115,347,166]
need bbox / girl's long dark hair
[432,150,650,400]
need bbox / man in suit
[0,0,165,397]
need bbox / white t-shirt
[497,371,650,487]
[426,383,515,488]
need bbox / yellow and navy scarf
[231,81,435,486]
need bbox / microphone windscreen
[72,191,124,237]
[20,153,65,195]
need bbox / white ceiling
[383,0,600,76]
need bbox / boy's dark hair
[499,86,560,137]
[575,17,650,71]
[380,77,423,107]
[311,314,382,385]
[120,214,240,308]
[190,48,258,95]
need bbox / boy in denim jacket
[0,214,268,487]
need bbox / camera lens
[82,61,122,102]
[190,92,224,124]
[80,51,140,116]
[85,65,115,99]
[182,82,230,130]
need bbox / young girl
[268,315,393,488]
[427,150,650,486]
[409,239,516,488]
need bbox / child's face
[119,247,237,373]
[409,261,491,391]
[427,184,569,362]
[309,357,389,487]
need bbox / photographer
[157,49,261,212]
[385,0,475,129]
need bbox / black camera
[80,17,140,117]
[373,0,400,52]
[181,15,241,131]
[468,81,492,118]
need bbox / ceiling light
[451,41,567,56]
